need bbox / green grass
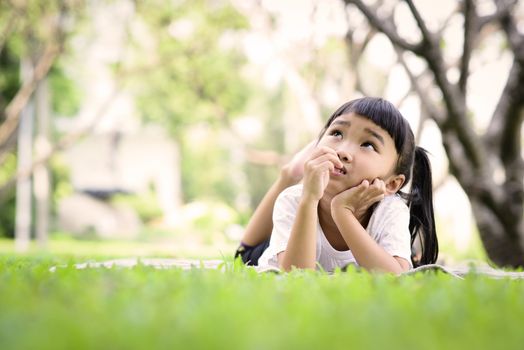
[1,254,523,350]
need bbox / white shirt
[257,184,413,272]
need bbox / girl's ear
[385,174,405,195]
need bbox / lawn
[1,251,523,350]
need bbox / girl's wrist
[331,205,357,229]
[275,169,299,190]
[300,193,320,207]
[331,199,356,217]
[279,166,300,187]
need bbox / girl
[235,97,438,273]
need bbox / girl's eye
[361,141,377,151]
[329,129,342,138]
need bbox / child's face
[317,112,400,195]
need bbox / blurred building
[55,1,181,238]
[57,127,181,238]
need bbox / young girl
[235,97,438,273]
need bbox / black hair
[319,97,438,267]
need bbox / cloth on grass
[256,262,524,279]
[49,258,524,279]
[401,263,524,280]
[49,258,223,272]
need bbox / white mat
[49,258,524,279]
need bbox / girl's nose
[337,149,352,163]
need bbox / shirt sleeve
[257,186,299,268]
[372,196,413,268]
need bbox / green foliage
[111,190,163,224]
[0,154,76,238]
[0,0,22,120]
[180,128,240,204]
[124,0,251,205]
[1,255,524,350]
[0,0,87,120]
[178,199,239,244]
[0,153,17,238]
[0,195,16,238]
[49,157,74,205]
[130,0,250,133]
[48,65,82,117]
[0,49,20,119]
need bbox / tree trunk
[470,198,524,267]
[34,78,50,248]
[14,58,34,252]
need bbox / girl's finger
[371,178,385,190]
[309,145,336,159]
[368,179,386,194]
[316,145,339,155]
[371,178,383,185]
[351,180,369,195]
[319,160,335,171]
[310,146,341,165]
[306,153,342,169]
[360,179,370,188]
[309,160,334,175]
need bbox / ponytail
[408,147,439,266]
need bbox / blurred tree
[0,0,86,240]
[126,0,251,205]
[344,0,524,267]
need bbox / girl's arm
[240,142,316,247]
[240,172,297,246]
[331,208,410,274]
[279,146,342,271]
[279,197,319,271]
[331,181,410,274]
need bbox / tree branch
[346,0,485,170]
[0,45,60,149]
[459,0,477,93]
[400,0,458,105]
[477,0,518,31]
[343,0,423,54]
[346,0,453,104]
[497,1,524,62]
[0,1,72,151]
[345,27,377,96]
[0,5,20,56]
[0,87,121,202]
[0,128,17,164]
[485,1,524,164]
[485,61,524,148]
[394,48,446,127]
[403,0,433,46]
[436,3,460,39]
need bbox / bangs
[328,97,408,153]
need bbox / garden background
[1,1,524,349]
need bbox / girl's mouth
[333,166,346,176]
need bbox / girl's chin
[328,176,359,188]
[325,181,358,196]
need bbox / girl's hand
[331,178,386,222]
[281,141,317,184]
[302,146,342,202]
